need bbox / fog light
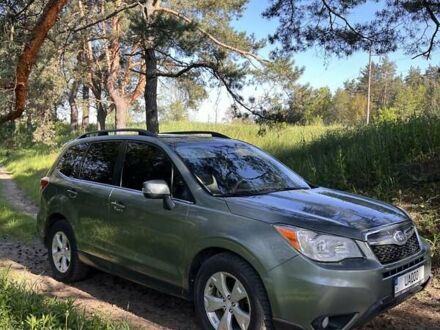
[312,313,356,330]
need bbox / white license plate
[394,265,424,296]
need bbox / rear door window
[57,143,89,178]
[80,142,122,185]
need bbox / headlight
[275,225,363,262]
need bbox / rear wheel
[47,220,89,282]
[194,253,272,330]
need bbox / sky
[193,0,439,122]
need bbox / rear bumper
[266,241,432,330]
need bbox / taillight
[40,177,49,190]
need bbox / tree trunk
[69,81,79,130]
[91,82,107,130]
[82,84,90,128]
[144,48,159,133]
[97,103,107,130]
[0,0,69,124]
[114,97,128,129]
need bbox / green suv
[38,129,432,330]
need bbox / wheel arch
[43,212,68,246]
[186,239,269,300]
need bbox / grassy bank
[0,147,57,203]
[0,271,129,330]
[2,118,439,201]
[0,197,35,242]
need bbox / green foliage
[263,1,439,58]
[282,61,440,126]
[0,146,58,204]
[159,101,189,122]
[0,188,35,242]
[0,271,130,330]
[280,116,440,195]
[377,107,399,123]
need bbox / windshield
[175,141,310,196]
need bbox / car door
[55,142,90,243]
[72,141,124,259]
[108,141,194,287]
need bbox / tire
[47,219,89,282]
[194,252,272,330]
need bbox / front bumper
[266,240,432,330]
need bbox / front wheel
[194,253,272,330]
[47,220,89,282]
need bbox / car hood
[224,187,410,241]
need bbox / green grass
[0,146,58,203]
[0,186,35,242]
[0,271,129,330]
[159,121,332,155]
[274,117,440,196]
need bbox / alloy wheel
[51,231,71,273]
[204,272,251,330]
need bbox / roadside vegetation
[0,191,35,242]
[0,271,129,330]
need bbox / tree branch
[0,0,69,125]
[155,7,269,64]
[413,0,440,58]
[63,2,139,34]
[134,62,213,78]
[128,66,146,104]
[321,0,373,42]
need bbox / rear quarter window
[57,143,89,178]
[80,142,122,185]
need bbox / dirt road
[0,167,439,329]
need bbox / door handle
[111,201,126,212]
[66,189,78,199]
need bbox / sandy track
[0,166,439,329]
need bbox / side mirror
[142,180,175,210]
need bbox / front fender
[182,206,298,293]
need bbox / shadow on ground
[0,239,199,330]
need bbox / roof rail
[160,131,230,139]
[77,129,156,139]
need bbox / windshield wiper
[216,190,263,197]
[218,186,309,197]
[267,187,309,193]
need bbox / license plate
[394,265,424,297]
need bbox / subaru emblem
[393,231,407,245]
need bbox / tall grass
[0,187,35,241]
[2,117,440,202]
[275,117,440,195]
[0,271,129,330]
[0,147,58,203]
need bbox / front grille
[382,256,424,278]
[371,232,420,264]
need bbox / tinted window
[122,143,192,201]
[80,142,121,185]
[57,143,89,178]
[175,141,310,196]
[172,167,193,201]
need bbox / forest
[0,0,439,142]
